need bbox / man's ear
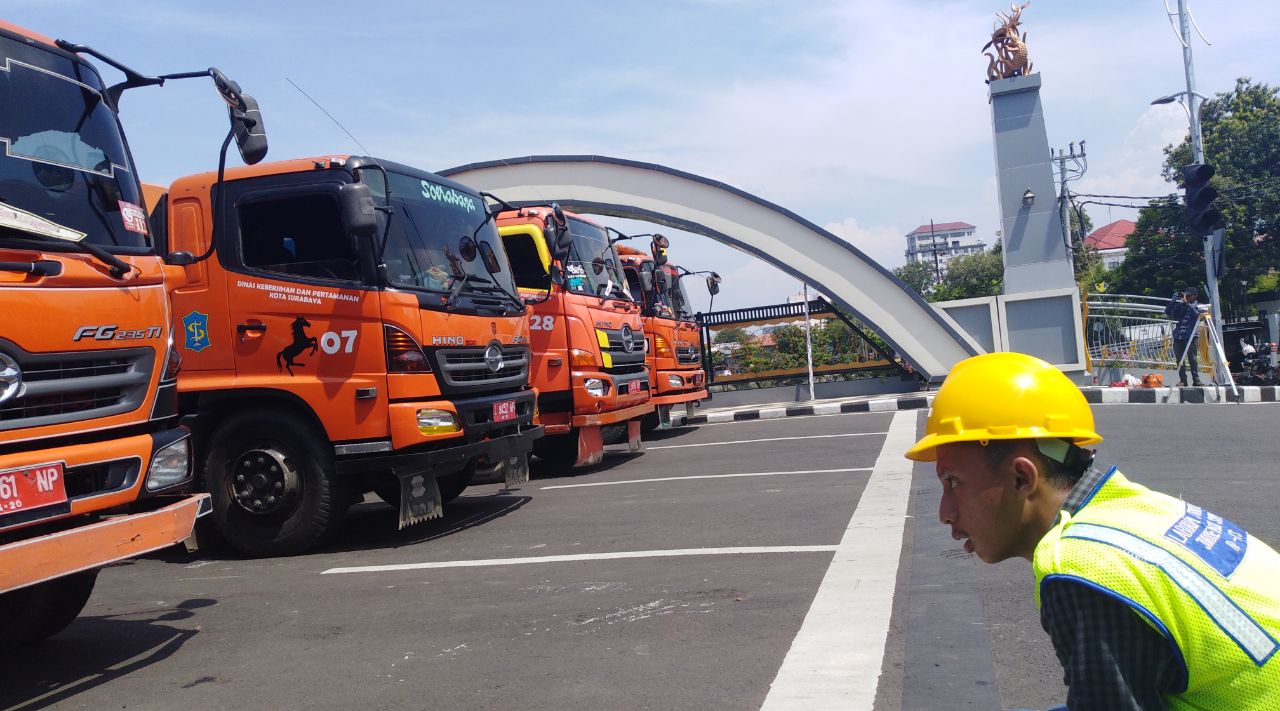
[1009,452,1041,498]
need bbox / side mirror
[706,272,721,297]
[229,93,268,166]
[478,240,502,274]
[651,234,669,266]
[545,207,573,263]
[339,182,378,238]
[165,251,195,266]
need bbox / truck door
[499,224,568,392]
[221,177,389,441]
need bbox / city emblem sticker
[182,310,211,352]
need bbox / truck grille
[600,327,646,374]
[676,345,701,365]
[434,344,529,395]
[0,342,153,431]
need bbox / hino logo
[73,325,163,342]
[432,336,465,346]
[0,352,22,405]
[620,324,636,353]
[483,344,504,373]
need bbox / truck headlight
[584,378,607,397]
[145,437,191,491]
[668,375,684,387]
[417,408,460,435]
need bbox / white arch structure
[439,156,977,382]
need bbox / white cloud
[823,217,905,270]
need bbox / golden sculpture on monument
[983,2,1033,82]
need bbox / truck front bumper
[0,494,209,594]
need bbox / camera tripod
[1175,307,1239,398]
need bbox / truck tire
[0,569,98,649]
[640,410,661,435]
[202,410,347,557]
[532,433,578,470]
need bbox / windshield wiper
[0,224,132,279]
[445,273,492,304]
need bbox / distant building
[904,222,984,277]
[1083,219,1135,269]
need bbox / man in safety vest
[905,352,1280,710]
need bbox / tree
[713,326,749,344]
[892,260,936,297]
[1114,78,1280,318]
[930,244,1004,301]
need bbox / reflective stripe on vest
[1066,523,1279,665]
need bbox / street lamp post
[1153,0,1226,382]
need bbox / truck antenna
[286,77,374,158]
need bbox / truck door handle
[237,323,268,334]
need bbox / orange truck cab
[497,207,651,468]
[154,156,541,556]
[617,240,715,431]
[0,19,266,647]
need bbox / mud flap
[397,471,443,529]
[504,453,530,488]
[575,426,605,467]
[656,404,672,430]
[626,419,643,453]
[182,495,214,553]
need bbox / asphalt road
[3,404,1277,710]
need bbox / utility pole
[928,219,942,284]
[1051,142,1086,256]
[1162,0,1218,384]
[802,283,815,401]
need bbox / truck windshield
[563,217,631,301]
[0,35,147,251]
[378,170,519,300]
[670,274,696,320]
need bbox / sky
[7,0,1278,312]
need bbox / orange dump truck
[496,208,651,468]
[617,239,716,430]
[153,157,540,556]
[0,19,267,646]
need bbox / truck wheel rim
[230,447,300,515]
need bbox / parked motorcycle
[1237,340,1279,385]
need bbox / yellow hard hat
[904,352,1102,462]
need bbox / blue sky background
[8,0,1278,311]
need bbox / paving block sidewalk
[671,385,1280,426]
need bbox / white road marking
[321,545,838,576]
[761,410,917,710]
[539,467,871,490]
[646,432,888,450]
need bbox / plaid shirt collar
[1062,466,1110,516]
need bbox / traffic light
[1183,163,1221,233]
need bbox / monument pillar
[989,73,1075,293]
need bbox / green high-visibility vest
[1032,469,1280,710]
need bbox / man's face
[935,443,1028,564]
[1184,290,1198,303]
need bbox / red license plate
[0,462,67,516]
[492,400,518,423]
[628,381,643,394]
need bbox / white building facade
[903,221,985,277]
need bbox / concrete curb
[675,394,934,426]
[671,386,1280,427]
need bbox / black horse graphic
[276,316,317,376]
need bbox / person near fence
[1166,286,1204,386]
[906,352,1280,710]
